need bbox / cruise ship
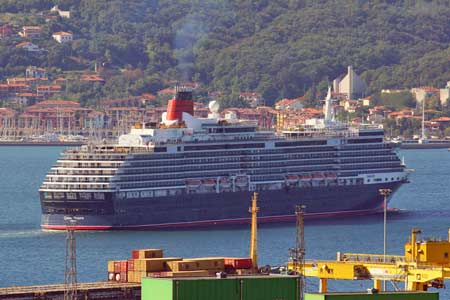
[40,87,408,230]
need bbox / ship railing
[281,127,361,139]
[339,253,407,264]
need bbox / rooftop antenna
[289,205,306,300]
[249,192,260,271]
[64,215,80,300]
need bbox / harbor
[1,191,447,299]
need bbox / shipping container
[224,258,253,269]
[127,271,148,283]
[107,261,115,273]
[114,261,124,273]
[304,292,439,300]
[182,258,225,271]
[135,257,182,272]
[120,260,128,273]
[142,275,301,300]
[128,259,135,271]
[132,248,164,259]
[159,270,210,278]
[166,260,199,272]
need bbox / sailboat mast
[421,97,425,139]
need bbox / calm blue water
[0,147,449,295]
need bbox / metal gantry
[64,216,78,300]
[289,205,306,300]
[288,228,450,293]
[379,188,392,291]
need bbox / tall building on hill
[333,66,368,99]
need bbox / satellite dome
[208,100,220,113]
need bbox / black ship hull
[40,182,402,230]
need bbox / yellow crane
[288,228,450,292]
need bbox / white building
[50,5,71,18]
[333,66,368,100]
[26,66,47,78]
[52,31,73,43]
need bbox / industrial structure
[289,228,450,293]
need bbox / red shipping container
[119,272,127,283]
[114,261,121,273]
[132,250,139,259]
[128,259,135,271]
[120,260,128,273]
[224,258,253,269]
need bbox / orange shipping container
[127,259,135,271]
[166,260,200,272]
[127,271,149,283]
[182,258,225,271]
[135,257,182,272]
[132,248,163,259]
[114,261,124,273]
[224,257,253,269]
[107,261,115,273]
[160,270,210,278]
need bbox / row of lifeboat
[285,173,337,184]
[185,176,249,189]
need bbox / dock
[0,282,140,300]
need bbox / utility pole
[249,192,259,271]
[379,188,392,291]
[64,216,79,300]
[289,205,306,300]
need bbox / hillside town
[1,63,450,142]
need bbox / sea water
[0,146,449,295]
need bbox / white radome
[209,100,220,113]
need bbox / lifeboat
[312,173,325,180]
[325,173,337,179]
[185,179,201,188]
[219,177,232,188]
[285,174,299,184]
[300,174,312,180]
[202,179,216,188]
[235,175,249,187]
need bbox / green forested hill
[1,0,450,105]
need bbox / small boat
[235,175,249,187]
[202,179,216,188]
[219,177,232,188]
[312,173,325,180]
[185,179,201,188]
[285,174,299,184]
[300,174,312,181]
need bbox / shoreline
[0,141,85,146]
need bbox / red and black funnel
[166,86,194,122]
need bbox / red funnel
[166,86,194,122]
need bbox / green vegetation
[375,92,416,110]
[1,0,450,105]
